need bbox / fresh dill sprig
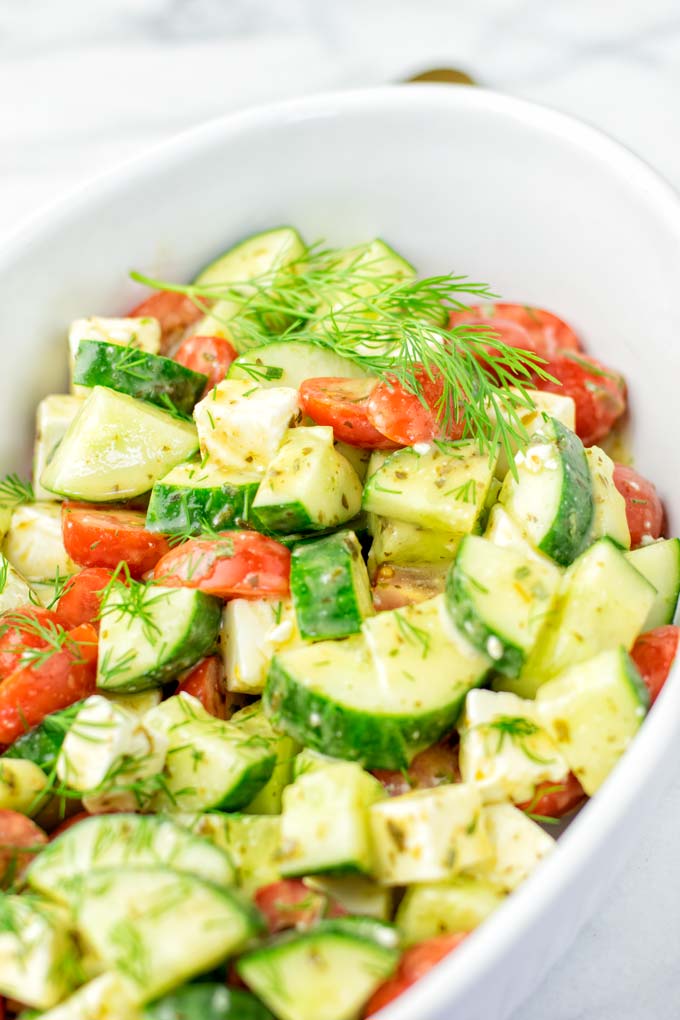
[0,473,34,509]
[483,715,556,766]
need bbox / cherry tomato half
[128,291,203,353]
[299,378,397,449]
[373,741,460,798]
[174,334,238,394]
[57,567,115,629]
[62,504,170,578]
[366,368,465,447]
[612,464,664,549]
[153,531,290,600]
[0,607,68,681]
[254,879,346,935]
[517,772,586,819]
[449,303,582,359]
[631,625,680,706]
[0,810,48,887]
[534,353,626,447]
[176,656,227,719]
[364,934,467,1017]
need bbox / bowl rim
[3,83,680,1019]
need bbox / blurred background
[1,2,679,1018]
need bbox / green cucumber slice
[396,877,505,944]
[145,460,260,536]
[368,515,460,570]
[221,814,282,895]
[251,427,362,533]
[41,387,199,501]
[143,984,274,1020]
[228,340,368,388]
[27,813,235,900]
[73,340,206,416]
[0,897,77,1009]
[625,538,680,629]
[536,646,648,794]
[230,701,299,814]
[97,583,221,692]
[33,394,84,501]
[499,417,593,567]
[290,530,374,641]
[0,759,48,814]
[445,535,560,677]
[3,705,78,771]
[585,445,630,548]
[236,918,400,1020]
[363,441,497,535]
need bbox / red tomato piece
[48,810,91,840]
[254,879,346,934]
[631,625,680,706]
[450,303,581,359]
[517,772,586,819]
[0,623,98,745]
[612,464,664,549]
[128,291,203,353]
[364,934,467,1016]
[62,504,170,578]
[153,532,290,600]
[372,565,447,613]
[57,568,114,629]
[174,335,238,394]
[0,607,68,681]
[366,368,465,447]
[534,353,626,447]
[176,656,227,719]
[373,741,460,797]
[299,378,397,449]
[0,810,48,886]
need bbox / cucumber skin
[250,501,316,535]
[3,710,74,771]
[539,420,594,566]
[265,657,472,770]
[146,479,259,536]
[74,340,206,416]
[213,754,278,812]
[143,984,274,1020]
[445,565,524,678]
[290,532,369,641]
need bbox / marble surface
[2,1,680,1016]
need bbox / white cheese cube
[194,379,300,473]
[459,689,569,805]
[475,803,555,891]
[34,394,84,500]
[68,316,161,394]
[3,502,77,582]
[222,597,300,694]
[0,898,76,1009]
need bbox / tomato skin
[128,291,203,353]
[153,532,291,600]
[0,810,48,887]
[0,623,98,745]
[57,568,114,629]
[48,810,91,840]
[612,464,664,549]
[517,772,586,819]
[372,565,446,612]
[299,378,397,449]
[0,607,68,681]
[364,934,467,1017]
[176,656,227,719]
[450,303,581,359]
[631,626,680,706]
[174,335,238,394]
[62,504,170,578]
[254,879,346,934]
[373,741,460,797]
[534,353,626,447]
[366,369,465,446]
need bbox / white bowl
[2,85,680,1020]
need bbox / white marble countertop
[2,1,680,1016]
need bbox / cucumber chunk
[506,537,656,697]
[222,814,282,895]
[3,502,77,582]
[68,316,161,395]
[626,538,680,629]
[145,694,277,812]
[279,761,385,877]
[237,918,400,1020]
[363,441,497,535]
[0,758,48,814]
[499,417,593,567]
[536,646,648,795]
[222,598,301,695]
[396,877,505,944]
[41,386,199,501]
[146,460,260,536]
[4,703,79,772]
[290,530,374,641]
[585,445,630,548]
[230,701,299,814]
[65,866,261,1002]
[484,504,557,565]
[446,535,561,677]
[251,427,362,533]
[494,390,576,479]
[228,340,368,389]
[97,583,221,692]
[74,340,207,416]
[38,972,141,1020]
[0,554,35,614]
[266,595,490,769]
[33,394,84,501]
[27,812,235,900]
[368,514,460,569]
[0,897,77,1009]
[143,984,274,1020]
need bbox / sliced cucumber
[222,597,301,695]
[290,530,373,641]
[237,918,400,1020]
[367,515,460,570]
[145,460,260,536]
[66,866,261,1002]
[143,984,274,1020]
[396,877,505,945]
[4,703,78,772]
[0,554,35,613]
[73,340,206,416]
[279,761,385,877]
[27,812,235,900]
[499,417,593,567]
[33,394,84,501]
[145,694,276,812]
[0,758,48,815]
[230,701,299,814]
[446,535,561,677]
[68,316,161,395]
[536,646,649,795]
[41,387,199,501]
[97,583,221,692]
[484,504,558,565]
[228,340,368,389]
[585,445,630,548]
[505,538,656,697]
[222,814,282,895]
[473,803,555,892]
[626,538,680,629]
[369,783,491,885]
[363,441,497,535]
[266,595,490,770]
[334,443,372,483]
[3,502,77,583]
[0,897,77,1009]
[251,426,362,533]
[38,972,141,1020]
[494,390,576,480]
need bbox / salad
[0,226,676,1020]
